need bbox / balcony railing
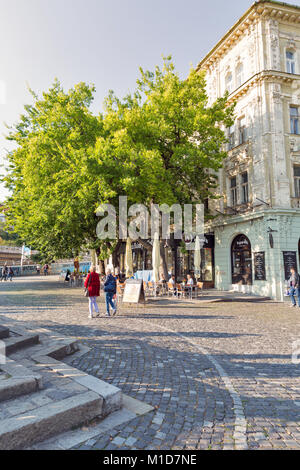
[0,246,22,254]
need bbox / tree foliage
[2,58,234,260]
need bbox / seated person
[186,274,194,286]
[168,275,177,296]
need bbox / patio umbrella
[152,232,161,284]
[194,235,201,279]
[125,238,133,278]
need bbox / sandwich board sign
[122,279,145,304]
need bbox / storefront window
[231,234,252,285]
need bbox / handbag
[84,273,92,297]
[284,288,290,297]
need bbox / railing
[0,246,39,254]
[291,198,300,208]
[0,246,22,254]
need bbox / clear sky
[1,0,299,201]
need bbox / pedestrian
[1,265,8,281]
[43,264,49,276]
[288,267,300,308]
[84,266,100,319]
[104,268,117,317]
[7,267,14,282]
[36,264,41,275]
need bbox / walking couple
[84,266,117,319]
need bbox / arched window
[231,235,252,286]
[225,72,233,94]
[236,63,244,88]
[286,50,296,74]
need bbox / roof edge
[196,1,300,71]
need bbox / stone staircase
[0,319,123,450]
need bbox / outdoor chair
[197,282,204,297]
[176,284,186,299]
[116,284,124,304]
[168,282,177,297]
[147,281,156,296]
[143,281,150,297]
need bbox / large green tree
[92,57,235,274]
[3,80,104,259]
[97,57,234,208]
[3,58,234,265]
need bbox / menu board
[283,251,298,281]
[254,252,266,281]
[122,280,145,304]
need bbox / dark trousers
[290,287,300,306]
[105,292,115,315]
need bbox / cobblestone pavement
[0,276,300,450]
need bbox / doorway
[231,234,253,285]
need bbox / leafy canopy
[3,58,234,260]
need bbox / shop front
[231,234,252,286]
[210,209,300,300]
[114,235,215,287]
[175,234,215,287]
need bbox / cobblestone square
[0,276,300,450]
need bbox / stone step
[0,377,40,403]
[32,355,122,417]
[0,391,103,450]
[0,326,9,340]
[3,334,40,355]
[0,359,42,402]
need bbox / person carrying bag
[84,266,101,319]
[104,268,117,317]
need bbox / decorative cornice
[196,1,300,72]
[225,69,300,104]
[206,206,300,229]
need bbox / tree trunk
[160,240,169,281]
[112,241,122,268]
[99,259,105,274]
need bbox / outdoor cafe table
[182,283,198,299]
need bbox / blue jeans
[105,292,115,315]
[289,287,300,306]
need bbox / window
[228,125,235,150]
[236,63,244,88]
[230,176,238,207]
[294,166,300,197]
[238,117,247,145]
[286,51,296,74]
[290,106,299,134]
[225,72,233,94]
[241,172,249,204]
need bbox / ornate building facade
[198,0,300,300]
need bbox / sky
[1,0,299,201]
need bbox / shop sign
[122,279,145,304]
[254,252,266,281]
[283,251,298,281]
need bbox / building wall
[212,210,300,300]
[199,1,300,300]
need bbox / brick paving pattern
[0,276,300,450]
